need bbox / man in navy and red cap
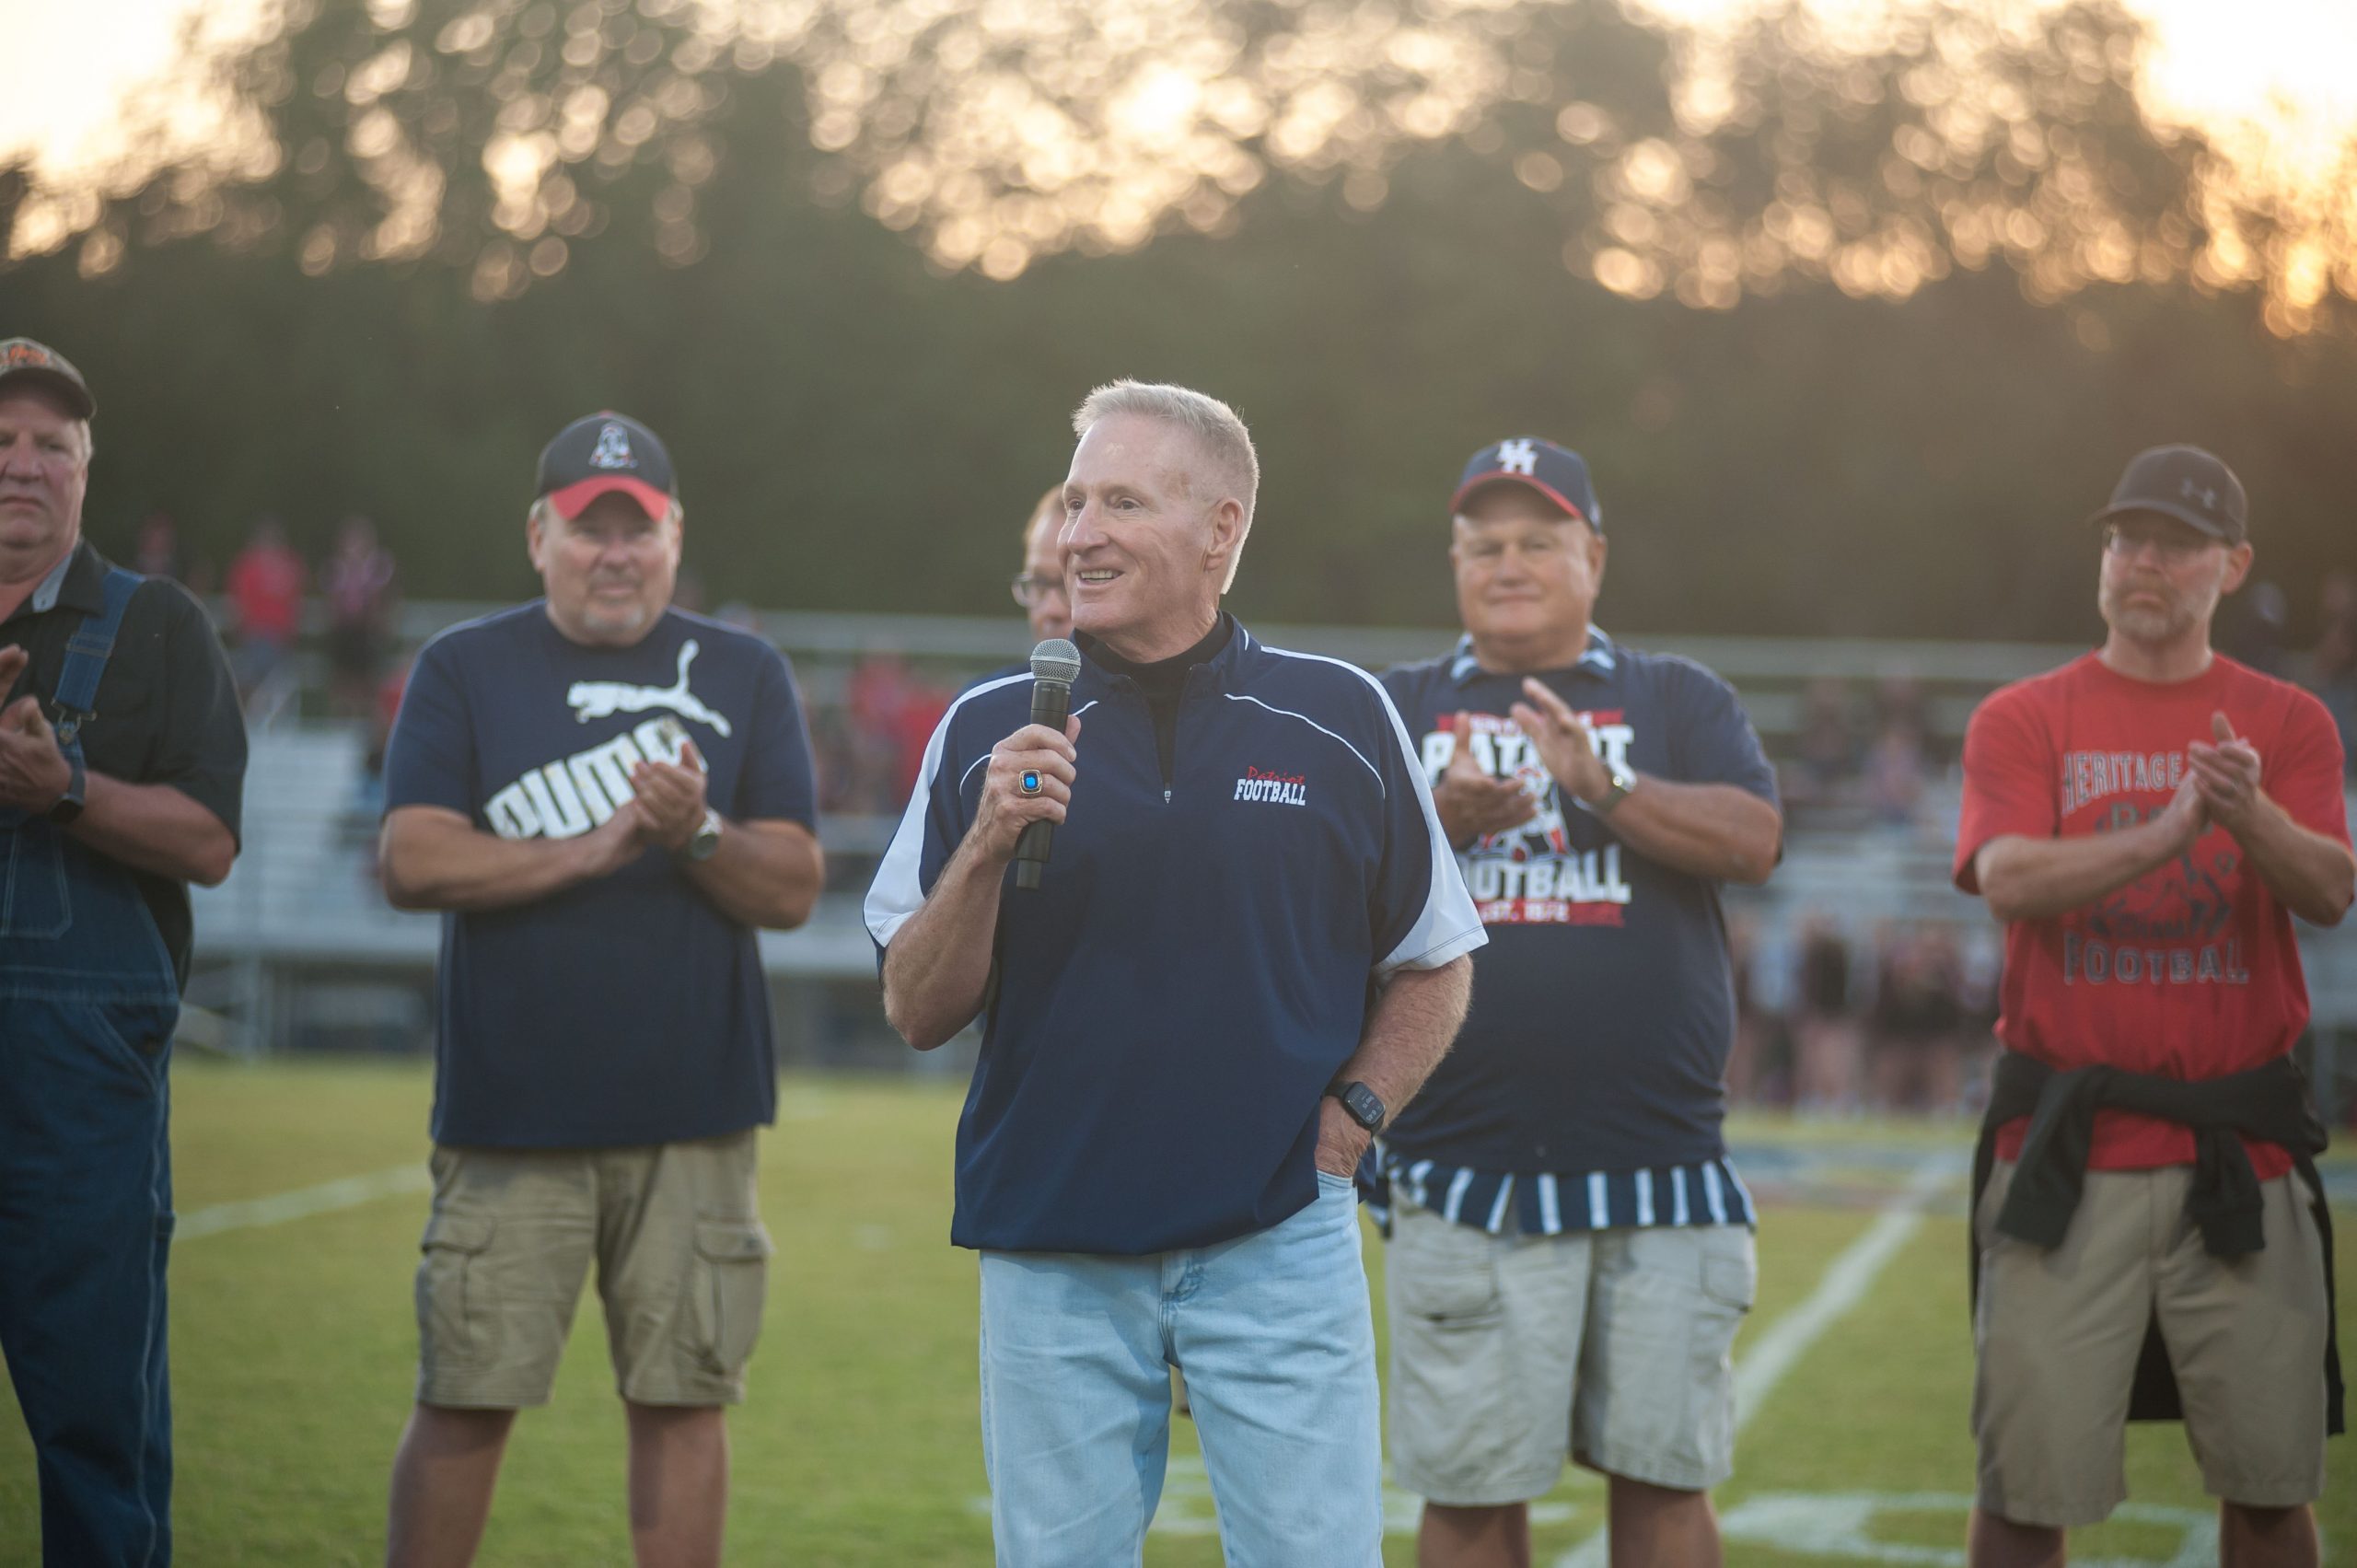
[378,412,824,1565]
[0,339,247,1566]
[1376,437,1783,1568]
[1956,445,2349,1567]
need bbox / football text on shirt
[1421,710,1634,926]
[1234,765,1308,806]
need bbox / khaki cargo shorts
[412,1131,772,1410]
[1972,1160,2328,1527]
[1386,1205,1756,1504]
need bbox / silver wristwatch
[681,807,725,862]
[1591,761,1637,816]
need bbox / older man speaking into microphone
[865,380,1483,1567]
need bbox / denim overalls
[0,568,180,1566]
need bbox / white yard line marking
[176,1164,426,1241]
[1732,1158,1955,1421]
[1551,1157,1957,1568]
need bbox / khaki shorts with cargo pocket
[413,1130,772,1410]
[1386,1206,1755,1504]
[1972,1159,2328,1527]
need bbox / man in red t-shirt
[1955,444,2353,1568]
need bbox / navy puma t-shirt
[383,602,817,1148]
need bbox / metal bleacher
[186,724,900,1057]
[186,604,2357,1058]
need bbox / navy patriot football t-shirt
[384,603,818,1148]
[1377,630,1779,1234]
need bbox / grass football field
[1,1060,2349,1566]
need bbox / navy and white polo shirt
[865,621,1486,1256]
[1376,629,1780,1236]
[384,603,818,1150]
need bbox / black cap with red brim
[0,339,96,420]
[536,412,678,520]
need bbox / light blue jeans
[977,1170,1382,1567]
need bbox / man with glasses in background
[1955,444,2351,1568]
[1010,485,1071,648]
[968,485,1074,691]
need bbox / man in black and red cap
[0,338,247,1565]
[1376,436,1782,1568]
[1956,444,2350,1567]
[378,412,824,1566]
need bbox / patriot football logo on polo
[1233,764,1307,806]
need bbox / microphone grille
[1029,638,1083,685]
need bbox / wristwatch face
[683,807,723,862]
[1339,1081,1385,1132]
[47,755,86,825]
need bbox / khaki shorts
[412,1131,772,1410]
[1973,1160,2328,1527]
[1386,1206,1755,1504]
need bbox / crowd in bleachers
[134,505,2357,827]
[1729,913,2002,1118]
[142,521,2357,1110]
[1775,675,1944,830]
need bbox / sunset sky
[5,0,2351,201]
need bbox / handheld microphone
[1013,638,1082,890]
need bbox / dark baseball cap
[535,412,678,520]
[2088,444,2246,544]
[1452,436,1601,531]
[0,338,96,420]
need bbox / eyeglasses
[1011,573,1067,608]
[2101,524,2214,563]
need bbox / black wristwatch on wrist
[47,751,86,826]
[1326,1079,1386,1133]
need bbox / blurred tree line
[1,0,2351,643]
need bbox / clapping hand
[630,738,711,852]
[1430,711,1538,847]
[1508,679,1610,805]
[0,645,70,814]
[2186,711,2263,834]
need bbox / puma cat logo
[565,639,734,737]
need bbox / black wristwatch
[1327,1080,1386,1133]
[47,751,86,826]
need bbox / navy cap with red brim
[536,412,679,519]
[1452,437,1601,530]
[544,473,675,521]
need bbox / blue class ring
[1018,770,1042,796]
